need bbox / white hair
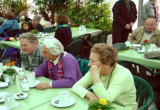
[43,38,64,55]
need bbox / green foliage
[88,99,116,110]
[4,68,16,76]
[0,0,32,16]
[31,30,39,34]
[65,1,86,26]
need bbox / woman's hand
[85,92,99,102]
[36,83,51,90]
[89,65,101,83]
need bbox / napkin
[0,102,19,110]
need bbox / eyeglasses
[145,24,155,27]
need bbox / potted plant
[3,60,17,85]
[141,39,150,53]
[88,99,116,110]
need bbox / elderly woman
[32,38,82,90]
[0,10,19,37]
[72,43,137,110]
[141,0,159,26]
[28,15,44,32]
[54,14,72,50]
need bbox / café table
[118,49,160,69]
[0,28,102,50]
[0,68,127,110]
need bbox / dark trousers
[112,29,130,44]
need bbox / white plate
[51,96,75,108]
[21,80,40,88]
[0,92,8,102]
[14,92,28,100]
[0,82,9,88]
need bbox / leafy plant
[0,0,32,16]
[4,60,17,76]
[31,29,39,34]
[141,39,150,46]
[88,99,116,110]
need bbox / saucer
[0,92,8,102]
[14,92,28,100]
[51,96,75,107]
[0,82,9,88]
[21,80,40,88]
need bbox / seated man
[28,15,44,32]
[128,18,160,47]
[19,32,45,71]
[32,38,82,90]
[16,11,31,23]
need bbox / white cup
[0,63,4,73]
[59,91,70,106]
[81,25,86,31]
[27,72,36,87]
[4,93,16,108]
[125,41,131,47]
[18,70,24,80]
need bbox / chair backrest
[44,27,55,33]
[97,30,110,43]
[133,75,154,110]
[0,49,6,62]
[88,31,110,45]
[66,38,84,59]
[6,29,19,37]
[118,60,155,79]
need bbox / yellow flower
[97,108,102,110]
[99,99,107,105]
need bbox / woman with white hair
[32,38,82,90]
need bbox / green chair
[44,27,55,33]
[88,31,110,45]
[66,38,84,59]
[133,75,154,110]
[118,60,160,92]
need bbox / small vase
[145,45,149,53]
[4,73,17,86]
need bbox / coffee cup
[125,41,131,47]
[4,93,16,108]
[18,70,24,80]
[27,72,36,87]
[59,91,70,106]
[0,63,4,73]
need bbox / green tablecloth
[0,28,102,50]
[118,49,160,69]
[0,68,127,110]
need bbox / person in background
[19,32,45,71]
[54,14,72,50]
[18,21,30,36]
[31,38,82,90]
[72,43,137,110]
[112,0,137,44]
[0,10,19,37]
[128,18,160,47]
[16,11,31,23]
[28,15,45,32]
[39,11,52,28]
[140,0,159,26]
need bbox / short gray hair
[43,38,64,55]
[19,32,38,44]
[33,15,41,21]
